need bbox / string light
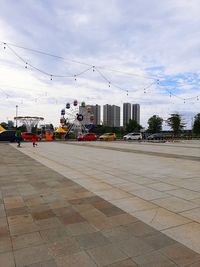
[1,41,200,102]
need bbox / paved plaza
[0,141,200,266]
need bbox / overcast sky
[0,0,200,128]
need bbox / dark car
[0,130,16,142]
[21,132,42,141]
[77,133,97,141]
[147,133,165,140]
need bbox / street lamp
[16,105,18,128]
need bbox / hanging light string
[6,44,93,79]
[1,41,157,79]
[1,41,200,101]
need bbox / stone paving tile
[132,207,192,231]
[102,225,133,243]
[47,236,81,257]
[0,236,12,253]
[1,143,200,267]
[55,251,98,267]
[65,221,98,236]
[76,231,111,249]
[133,250,177,267]
[12,232,44,250]
[14,244,52,267]
[117,236,154,257]
[162,222,200,254]
[125,221,157,237]
[25,259,57,267]
[40,226,69,243]
[6,206,29,217]
[160,243,200,266]
[0,251,15,267]
[105,259,138,267]
[0,203,6,217]
[87,243,128,266]
[152,196,199,213]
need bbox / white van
[123,132,142,140]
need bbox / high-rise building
[123,103,131,127]
[90,105,101,125]
[103,104,120,127]
[111,105,120,127]
[103,104,112,126]
[132,104,140,124]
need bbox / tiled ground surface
[1,143,200,266]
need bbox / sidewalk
[1,143,200,267]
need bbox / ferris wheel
[60,100,94,136]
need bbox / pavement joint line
[63,142,200,162]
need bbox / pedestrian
[15,128,22,147]
[32,133,37,147]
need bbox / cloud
[0,0,200,127]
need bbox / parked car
[0,130,16,142]
[21,132,42,141]
[77,133,97,141]
[123,132,142,140]
[99,133,116,141]
[147,133,165,140]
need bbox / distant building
[79,106,91,125]
[111,105,120,127]
[103,104,112,126]
[103,104,120,127]
[123,103,131,127]
[132,104,140,124]
[90,104,101,125]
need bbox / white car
[123,132,142,140]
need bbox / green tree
[193,113,200,135]
[167,113,185,136]
[126,119,142,133]
[147,115,163,133]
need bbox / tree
[126,119,142,133]
[147,115,163,133]
[193,113,200,135]
[167,113,185,136]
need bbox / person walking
[31,133,37,147]
[15,128,22,147]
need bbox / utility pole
[16,105,18,128]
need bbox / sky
[0,0,200,129]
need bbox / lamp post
[16,105,18,128]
